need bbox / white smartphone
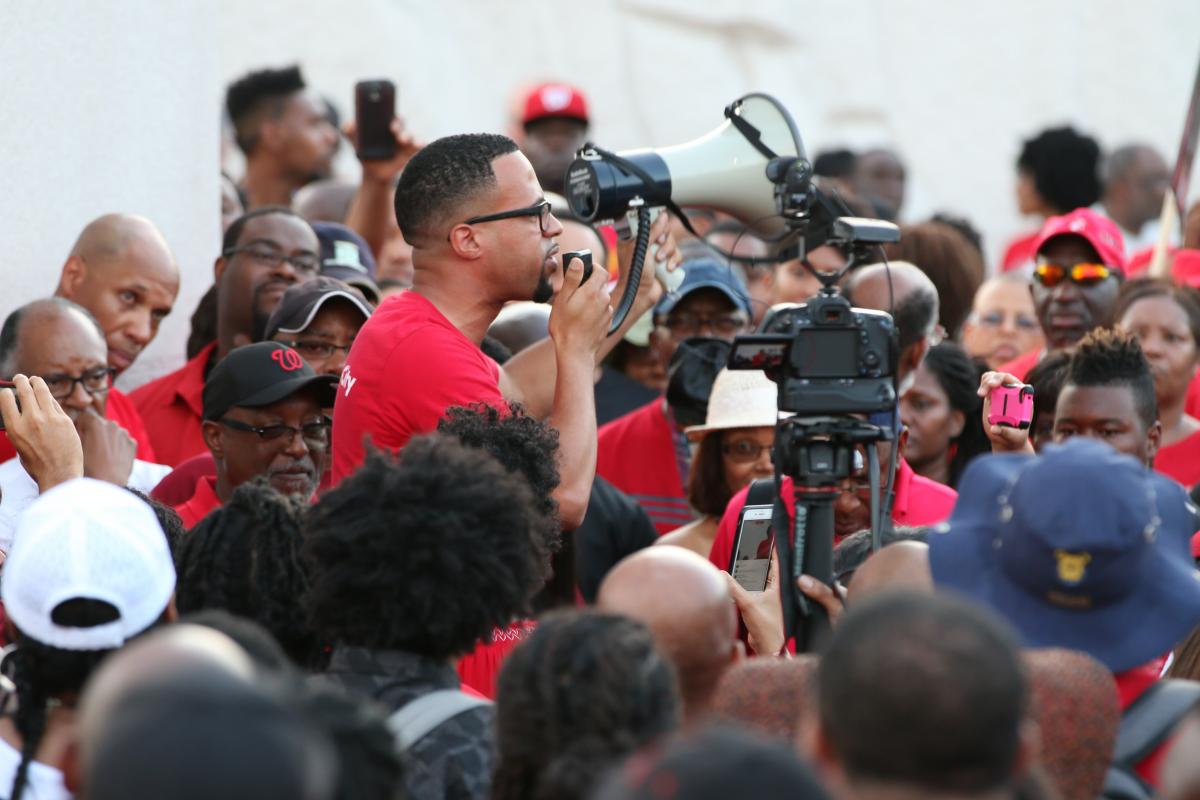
[730,505,774,592]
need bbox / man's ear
[61,738,82,794]
[258,117,285,155]
[201,420,225,462]
[901,337,931,383]
[58,255,87,298]
[1146,419,1164,466]
[213,255,229,285]
[447,224,484,260]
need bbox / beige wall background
[4,0,1199,388]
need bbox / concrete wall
[1,1,220,389]
[4,0,1198,387]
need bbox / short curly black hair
[1063,327,1158,431]
[126,488,186,555]
[393,133,519,244]
[174,480,321,669]
[438,402,561,559]
[1016,126,1102,214]
[303,434,545,659]
[225,65,306,155]
[492,610,681,800]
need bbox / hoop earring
[0,643,18,697]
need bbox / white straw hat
[1,478,176,650]
[685,368,782,441]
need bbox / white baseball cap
[1,478,176,650]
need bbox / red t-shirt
[1187,372,1200,419]
[456,620,536,700]
[1155,430,1200,489]
[0,386,157,464]
[331,292,504,484]
[1115,658,1172,787]
[998,348,1042,382]
[706,459,958,572]
[173,475,222,530]
[596,399,691,535]
[130,342,217,467]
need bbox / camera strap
[585,144,701,239]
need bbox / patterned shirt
[323,646,494,800]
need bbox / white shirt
[0,457,171,555]
[0,734,71,800]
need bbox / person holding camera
[330,134,679,527]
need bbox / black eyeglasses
[222,245,320,274]
[276,340,353,360]
[36,367,116,400]
[462,200,553,234]
[721,440,773,464]
[219,417,331,447]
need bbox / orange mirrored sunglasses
[1033,260,1113,288]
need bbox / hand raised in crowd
[77,408,136,487]
[549,253,614,360]
[725,552,784,656]
[344,116,423,185]
[0,375,84,493]
[978,371,1035,454]
[614,210,683,323]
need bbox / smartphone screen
[731,506,774,592]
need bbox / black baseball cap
[263,276,373,340]
[202,342,337,421]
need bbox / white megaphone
[564,93,807,240]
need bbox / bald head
[487,301,550,355]
[597,547,739,724]
[57,214,180,374]
[75,625,256,777]
[0,297,105,375]
[845,260,939,388]
[845,541,933,605]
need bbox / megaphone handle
[608,205,652,336]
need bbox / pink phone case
[988,384,1034,429]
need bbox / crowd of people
[2,63,1200,800]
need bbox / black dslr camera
[729,293,897,415]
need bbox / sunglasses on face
[1033,260,1113,288]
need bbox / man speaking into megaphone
[330,132,682,529]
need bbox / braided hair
[6,599,126,800]
[174,479,320,669]
[492,610,681,800]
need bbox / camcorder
[565,93,901,652]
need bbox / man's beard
[532,271,554,304]
[250,305,272,343]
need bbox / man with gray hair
[0,299,169,552]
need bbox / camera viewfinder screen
[791,330,857,378]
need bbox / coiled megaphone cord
[609,204,651,336]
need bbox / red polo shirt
[596,399,691,535]
[130,342,217,467]
[173,475,222,529]
[706,458,958,572]
[331,292,504,484]
[0,387,156,464]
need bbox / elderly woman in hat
[658,369,780,558]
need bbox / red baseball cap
[522,82,589,126]
[1032,208,1128,273]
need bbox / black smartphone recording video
[354,80,396,161]
[563,249,593,285]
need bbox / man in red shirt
[173,341,334,529]
[930,438,1200,790]
[0,214,180,465]
[999,208,1126,381]
[133,207,321,466]
[597,259,753,533]
[331,133,678,527]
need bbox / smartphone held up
[354,79,396,161]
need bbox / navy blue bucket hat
[928,438,1200,673]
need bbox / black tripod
[771,416,893,652]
